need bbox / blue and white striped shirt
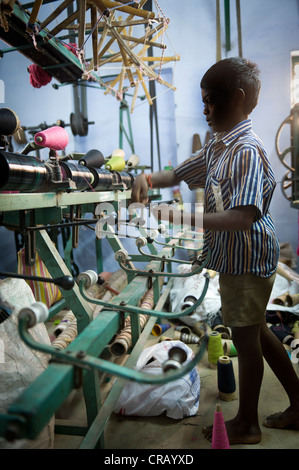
[174,119,279,277]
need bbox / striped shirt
[174,119,279,277]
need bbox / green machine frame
[0,189,209,449]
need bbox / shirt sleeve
[229,147,265,219]
[174,148,207,190]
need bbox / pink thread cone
[34,126,69,150]
[211,404,230,449]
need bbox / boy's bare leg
[203,319,299,444]
[260,319,299,429]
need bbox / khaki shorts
[219,272,276,327]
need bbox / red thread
[65,42,78,56]
[28,64,52,88]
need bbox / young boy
[131,57,299,444]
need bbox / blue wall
[0,0,298,274]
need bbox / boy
[131,57,299,444]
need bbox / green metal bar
[224,0,231,52]
[35,230,93,333]
[35,229,101,428]
[78,272,210,319]
[95,238,104,273]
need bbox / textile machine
[0,118,209,448]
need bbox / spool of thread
[222,339,237,357]
[213,324,231,339]
[285,293,299,307]
[175,325,192,335]
[152,323,171,336]
[272,292,289,306]
[110,309,149,356]
[89,168,114,190]
[211,403,230,449]
[211,311,231,339]
[0,107,20,135]
[292,320,299,340]
[208,331,224,369]
[111,148,125,158]
[0,151,49,192]
[34,126,69,150]
[270,324,294,346]
[193,321,211,338]
[115,171,134,189]
[159,335,172,342]
[140,289,154,310]
[60,161,94,190]
[173,331,200,344]
[182,295,197,310]
[79,149,105,168]
[28,64,52,88]
[51,320,77,349]
[53,311,75,337]
[127,154,140,168]
[98,271,112,284]
[105,156,126,171]
[217,356,237,401]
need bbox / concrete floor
[53,325,299,451]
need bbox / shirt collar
[215,119,252,146]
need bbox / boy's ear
[236,88,245,105]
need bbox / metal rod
[78,272,210,318]
[18,316,208,385]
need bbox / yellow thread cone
[105,156,126,171]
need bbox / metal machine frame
[0,189,209,448]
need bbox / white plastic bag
[0,278,54,449]
[170,265,221,326]
[113,340,200,419]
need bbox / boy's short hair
[200,57,261,114]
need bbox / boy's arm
[202,205,257,231]
[130,170,181,204]
[155,205,257,232]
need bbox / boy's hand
[130,173,149,204]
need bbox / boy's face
[201,88,243,133]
